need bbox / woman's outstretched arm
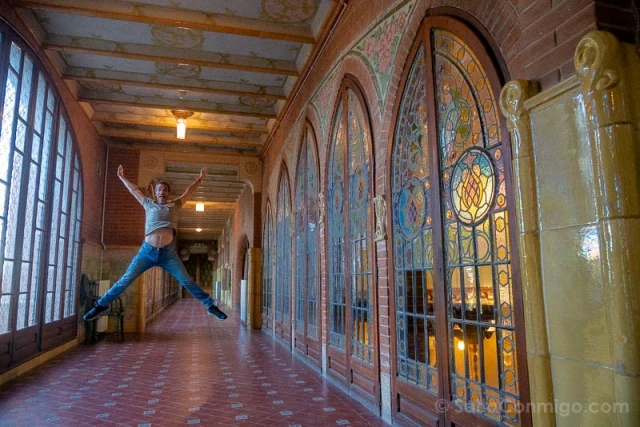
[117,165,146,205]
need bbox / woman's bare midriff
[145,227,174,248]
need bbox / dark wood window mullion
[14,48,39,332]
[0,32,13,341]
[56,129,74,322]
[421,23,451,408]
[38,95,61,330]
[6,45,28,339]
[341,87,352,366]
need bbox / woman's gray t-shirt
[143,197,183,235]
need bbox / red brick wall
[0,4,107,245]
[103,149,145,246]
[229,186,256,311]
[595,0,639,44]
[259,0,610,392]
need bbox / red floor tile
[0,300,388,426]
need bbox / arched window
[0,24,83,370]
[262,202,273,331]
[275,170,291,341]
[390,16,526,426]
[326,77,378,406]
[294,122,320,360]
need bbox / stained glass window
[275,172,291,325]
[294,125,320,339]
[391,24,520,426]
[433,29,518,424]
[262,204,273,319]
[347,90,374,364]
[392,45,438,392]
[327,83,375,364]
[328,103,346,350]
[0,28,83,361]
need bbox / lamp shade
[170,110,194,140]
[195,201,204,212]
[176,118,187,139]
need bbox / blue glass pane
[5,152,23,259]
[9,43,21,71]
[18,55,33,121]
[0,71,18,182]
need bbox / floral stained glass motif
[347,89,373,364]
[275,173,291,325]
[262,206,273,322]
[295,126,320,339]
[392,45,438,393]
[328,104,346,350]
[434,29,517,425]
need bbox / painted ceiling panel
[126,0,327,23]
[61,52,287,87]
[38,11,305,61]
[16,0,340,239]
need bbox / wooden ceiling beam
[65,69,286,100]
[45,34,298,76]
[79,95,277,119]
[105,140,260,156]
[90,114,268,135]
[17,0,316,44]
[99,128,263,147]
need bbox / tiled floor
[0,300,388,426]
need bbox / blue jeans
[98,242,214,308]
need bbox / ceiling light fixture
[170,109,194,139]
[195,201,205,212]
[195,228,202,232]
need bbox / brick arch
[303,104,325,191]
[333,54,382,148]
[231,234,250,311]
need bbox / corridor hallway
[0,300,386,427]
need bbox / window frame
[0,20,84,371]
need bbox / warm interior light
[195,228,202,232]
[176,118,187,139]
[171,109,194,140]
[195,201,205,212]
[457,340,465,351]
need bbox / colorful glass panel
[391,45,438,392]
[275,173,291,324]
[328,104,346,350]
[434,29,517,424]
[306,130,319,339]
[347,89,373,364]
[294,127,320,339]
[262,206,273,320]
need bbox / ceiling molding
[105,140,260,156]
[99,128,263,147]
[17,0,316,44]
[90,113,268,134]
[78,94,277,119]
[65,70,286,100]
[45,34,299,76]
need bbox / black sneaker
[207,304,227,320]
[83,301,109,321]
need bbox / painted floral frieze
[310,67,340,138]
[352,0,414,108]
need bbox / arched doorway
[389,15,530,426]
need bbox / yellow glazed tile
[550,358,615,427]
[530,92,597,230]
[614,373,640,426]
[540,225,611,366]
